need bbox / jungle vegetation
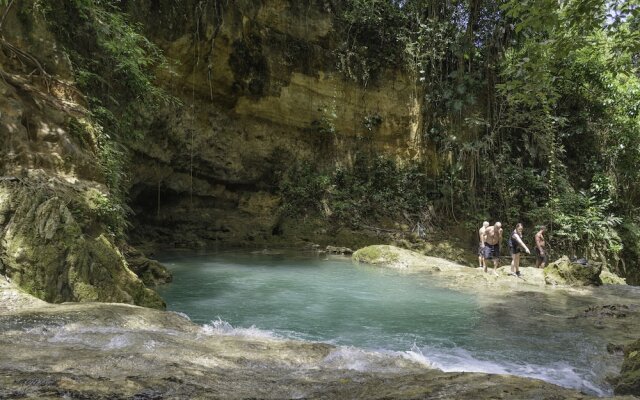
[2,0,639,279]
[281,0,640,279]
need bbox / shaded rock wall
[0,3,164,308]
[124,0,424,247]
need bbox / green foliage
[41,0,175,115]
[32,0,175,239]
[335,0,407,85]
[487,0,640,261]
[311,104,338,136]
[279,155,435,228]
[279,163,331,217]
[91,190,132,238]
[618,219,640,284]
[550,189,622,261]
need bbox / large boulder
[613,339,640,395]
[600,266,627,285]
[352,245,465,272]
[0,179,166,309]
[543,256,602,286]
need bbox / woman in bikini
[508,223,530,277]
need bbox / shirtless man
[534,226,548,268]
[482,222,503,274]
[478,221,490,269]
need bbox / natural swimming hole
[157,251,637,396]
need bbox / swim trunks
[535,247,547,263]
[483,243,500,260]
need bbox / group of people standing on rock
[478,222,547,277]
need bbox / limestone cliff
[0,0,424,306]
[123,0,424,247]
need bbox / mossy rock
[353,245,402,266]
[543,256,602,286]
[352,245,465,272]
[0,180,165,309]
[124,245,173,287]
[613,339,640,395]
[413,240,476,266]
[600,267,627,285]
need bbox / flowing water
[157,251,640,396]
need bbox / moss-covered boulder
[600,266,627,285]
[353,245,403,267]
[0,179,165,309]
[614,339,640,395]
[352,245,465,271]
[543,256,602,286]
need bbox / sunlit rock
[601,267,627,285]
[544,256,603,287]
[0,277,615,399]
[353,245,466,272]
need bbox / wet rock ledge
[0,277,630,399]
[352,245,627,290]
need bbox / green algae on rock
[0,179,165,309]
[613,339,640,396]
[352,245,466,271]
[602,267,628,285]
[544,256,603,287]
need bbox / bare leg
[539,254,546,269]
[514,253,521,274]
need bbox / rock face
[614,339,640,395]
[602,267,628,285]
[122,1,424,247]
[0,3,165,308]
[0,180,164,308]
[544,256,603,287]
[123,245,173,287]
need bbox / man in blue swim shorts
[482,222,503,274]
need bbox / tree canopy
[286,0,640,274]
